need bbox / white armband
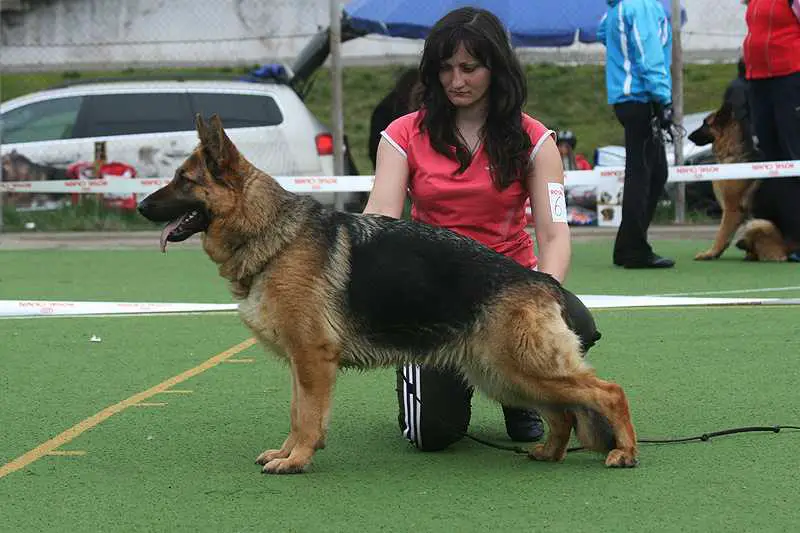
[547,182,568,223]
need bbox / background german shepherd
[689,104,795,261]
[688,102,762,260]
[138,115,638,474]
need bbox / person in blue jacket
[598,0,676,269]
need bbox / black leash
[399,369,800,455]
[566,425,800,454]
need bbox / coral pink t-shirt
[381,111,554,269]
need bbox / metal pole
[329,0,346,211]
[671,0,685,223]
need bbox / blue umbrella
[344,0,686,47]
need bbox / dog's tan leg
[255,363,300,466]
[526,374,638,468]
[528,408,575,463]
[258,345,338,474]
[695,181,748,260]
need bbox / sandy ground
[0,225,719,250]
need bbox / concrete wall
[0,0,748,72]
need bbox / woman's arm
[362,137,410,218]
[527,134,571,283]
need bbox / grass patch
[1,239,799,531]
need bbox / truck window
[189,93,283,128]
[82,93,193,136]
[1,96,84,144]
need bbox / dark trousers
[748,72,800,245]
[612,102,669,265]
[396,288,601,451]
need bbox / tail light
[315,133,334,156]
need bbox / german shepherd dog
[688,102,762,260]
[138,115,638,474]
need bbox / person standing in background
[742,0,800,260]
[598,0,676,269]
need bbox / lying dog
[688,102,762,260]
[138,115,638,474]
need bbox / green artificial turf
[1,240,799,532]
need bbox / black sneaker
[502,406,544,442]
[623,253,675,269]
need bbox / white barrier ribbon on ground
[1,160,797,195]
[2,295,798,318]
[577,294,798,309]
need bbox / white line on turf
[649,286,800,298]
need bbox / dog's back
[295,207,573,370]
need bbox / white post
[671,0,685,223]
[330,0,346,211]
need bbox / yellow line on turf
[0,337,257,479]
[46,451,87,456]
[224,358,256,363]
[133,402,168,407]
[159,389,193,394]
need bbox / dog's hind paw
[528,444,566,463]
[604,449,639,468]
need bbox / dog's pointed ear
[195,114,240,179]
[196,114,212,145]
[206,114,239,170]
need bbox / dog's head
[688,103,734,147]
[137,114,245,252]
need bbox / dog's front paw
[528,444,566,463]
[694,249,720,261]
[604,448,639,468]
[260,457,309,475]
[255,448,289,465]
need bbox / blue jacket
[597,0,673,105]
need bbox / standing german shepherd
[138,115,638,474]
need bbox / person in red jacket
[743,0,800,260]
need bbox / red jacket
[744,0,800,79]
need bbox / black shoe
[622,254,675,269]
[502,406,544,442]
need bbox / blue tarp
[344,0,686,47]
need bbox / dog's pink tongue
[159,218,183,253]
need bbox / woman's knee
[396,364,472,451]
[561,289,602,354]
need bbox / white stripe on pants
[400,363,423,448]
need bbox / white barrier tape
[572,160,800,187]
[1,160,797,195]
[2,295,797,319]
[0,300,238,317]
[0,176,376,195]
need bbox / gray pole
[671,0,685,223]
[330,0,346,211]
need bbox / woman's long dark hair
[418,7,532,189]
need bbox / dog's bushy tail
[572,407,616,452]
[736,219,787,261]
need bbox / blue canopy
[344,0,686,47]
